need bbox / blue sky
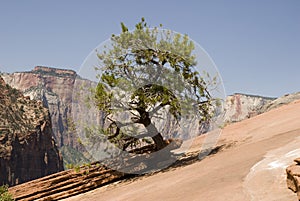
[0,0,299,97]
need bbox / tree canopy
[94,18,215,152]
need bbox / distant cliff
[2,66,97,166]
[224,93,276,123]
[224,92,300,123]
[262,92,300,112]
[0,76,63,186]
[2,67,76,145]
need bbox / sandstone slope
[63,100,300,201]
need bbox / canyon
[2,66,299,168]
[2,66,300,199]
[7,89,300,201]
[0,76,63,186]
[2,66,98,167]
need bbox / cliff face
[0,76,63,186]
[224,93,275,123]
[2,67,77,148]
[224,93,300,123]
[2,66,96,166]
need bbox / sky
[0,0,299,97]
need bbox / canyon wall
[0,76,63,186]
[224,93,275,123]
[2,67,100,166]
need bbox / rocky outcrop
[0,76,63,186]
[9,162,125,201]
[224,93,275,123]
[8,140,183,201]
[286,158,300,200]
[262,92,300,112]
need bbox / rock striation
[8,162,125,201]
[286,158,300,200]
[8,140,182,201]
[0,76,63,186]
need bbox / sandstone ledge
[9,162,125,201]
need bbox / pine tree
[94,18,214,151]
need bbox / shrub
[74,165,81,173]
[65,163,74,169]
[0,185,14,201]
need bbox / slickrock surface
[8,162,125,201]
[8,140,183,200]
[63,100,300,201]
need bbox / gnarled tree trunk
[145,123,165,150]
[136,108,166,150]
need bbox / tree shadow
[162,144,226,172]
[110,144,227,185]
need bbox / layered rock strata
[8,140,182,200]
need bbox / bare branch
[107,116,135,128]
[149,102,168,117]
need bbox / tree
[94,18,214,152]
